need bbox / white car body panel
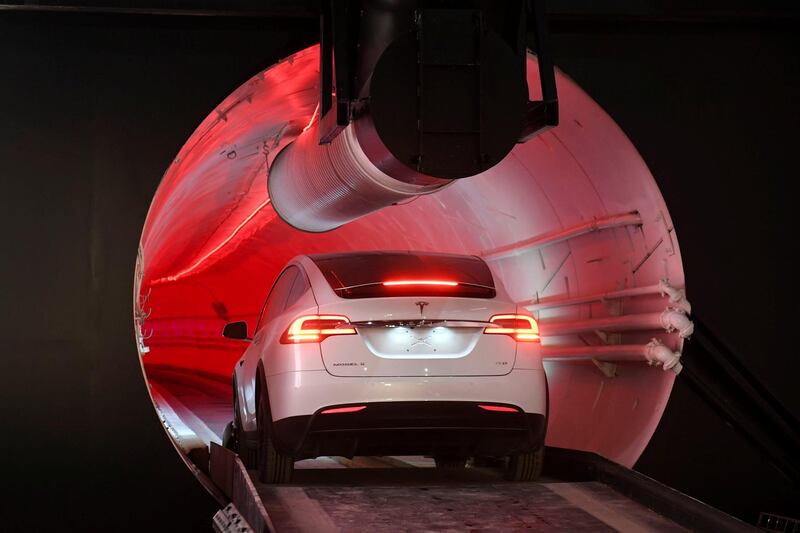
[317,297,518,377]
[233,253,546,436]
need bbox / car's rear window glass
[310,252,496,299]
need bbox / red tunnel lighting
[383,280,458,287]
[151,198,273,285]
[479,405,520,413]
[137,44,686,471]
[321,405,367,414]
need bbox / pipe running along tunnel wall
[136,45,688,475]
[267,122,452,233]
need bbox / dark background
[0,2,797,531]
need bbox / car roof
[307,250,487,262]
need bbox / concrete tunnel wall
[136,45,686,470]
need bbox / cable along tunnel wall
[136,45,688,472]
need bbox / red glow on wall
[151,199,273,284]
[135,44,685,469]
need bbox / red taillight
[484,314,540,342]
[321,405,367,414]
[383,279,458,287]
[479,404,520,413]
[280,315,357,344]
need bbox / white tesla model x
[222,251,547,483]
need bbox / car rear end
[269,251,547,460]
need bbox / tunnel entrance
[135,45,688,484]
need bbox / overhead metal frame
[317,0,559,146]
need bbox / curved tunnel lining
[136,44,687,476]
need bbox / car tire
[257,383,294,484]
[222,421,237,452]
[505,445,544,481]
[231,379,259,469]
[434,456,467,469]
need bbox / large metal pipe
[267,121,451,232]
[268,1,535,232]
[268,0,451,233]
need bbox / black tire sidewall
[256,379,294,483]
[257,384,270,481]
[505,446,544,481]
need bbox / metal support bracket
[319,0,357,144]
[592,358,618,378]
[318,0,558,146]
[519,0,559,142]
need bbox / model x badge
[415,301,429,316]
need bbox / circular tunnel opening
[135,45,688,484]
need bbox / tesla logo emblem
[415,301,429,316]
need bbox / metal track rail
[207,443,754,532]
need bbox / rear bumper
[264,368,548,422]
[272,401,546,460]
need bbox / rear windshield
[310,252,496,299]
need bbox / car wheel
[222,421,237,452]
[257,384,294,484]
[231,380,259,469]
[505,445,544,481]
[434,456,467,469]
